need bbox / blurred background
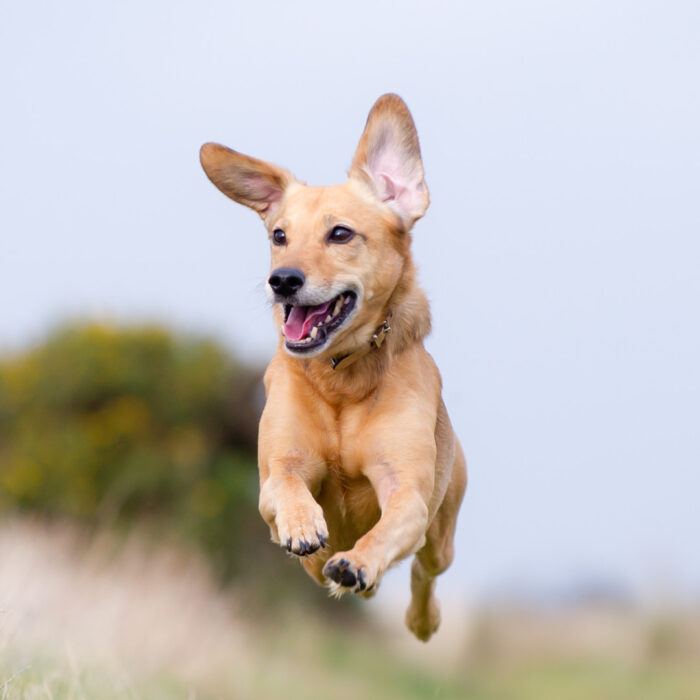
[1,1,699,697]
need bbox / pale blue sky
[1,1,699,603]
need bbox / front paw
[322,552,378,595]
[275,503,328,557]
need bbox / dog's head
[200,94,429,360]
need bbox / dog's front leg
[258,454,329,557]
[322,449,434,594]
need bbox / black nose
[268,267,305,297]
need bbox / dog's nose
[268,267,305,297]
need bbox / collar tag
[331,314,392,371]
[371,320,391,349]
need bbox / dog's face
[200,94,429,359]
[262,181,405,358]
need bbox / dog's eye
[272,229,286,246]
[327,226,355,244]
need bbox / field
[2,518,699,700]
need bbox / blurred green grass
[3,633,700,700]
[3,516,698,700]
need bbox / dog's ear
[200,143,296,222]
[349,94,429,228]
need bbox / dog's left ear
[200,142,296,223]
[349,94,429,228]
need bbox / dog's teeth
[333,298,343,316]
[310,327,318,339]
[325,315,332,323]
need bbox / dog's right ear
[200,143,296,222]
[349,94,429,229]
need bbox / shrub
[0,323,266,573]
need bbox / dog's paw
[274,503,328,557]
[322,553,377,595]
[405,597,441,642]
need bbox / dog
[200,94,467,641]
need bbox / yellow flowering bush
[0,323,267,581]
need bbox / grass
[2,517,699,700]
[3,639,700,700]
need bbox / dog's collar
[330,313,392,371]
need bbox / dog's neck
[289,263,431,404]
[328,313,393,371]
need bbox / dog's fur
[200,94,466,641]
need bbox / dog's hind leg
[405,441,466,641]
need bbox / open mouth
[282,291,357,353]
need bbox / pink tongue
[284,300,333,342]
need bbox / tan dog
[200,94,466,641]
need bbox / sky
[1,0,699,604]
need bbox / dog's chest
[318,402,375,480]
[318,460,381,548]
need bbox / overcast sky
[2,1,699,604]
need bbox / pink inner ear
[242,175,283,213]
[371,149,426,220]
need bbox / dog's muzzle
[282,291,357,353]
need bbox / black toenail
[357,570,367,590]
[318,533,327,547]
[286,538,292,552]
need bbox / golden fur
[200,94,466,640]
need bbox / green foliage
[0,323,265,580]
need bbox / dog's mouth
[282,291,357,353]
